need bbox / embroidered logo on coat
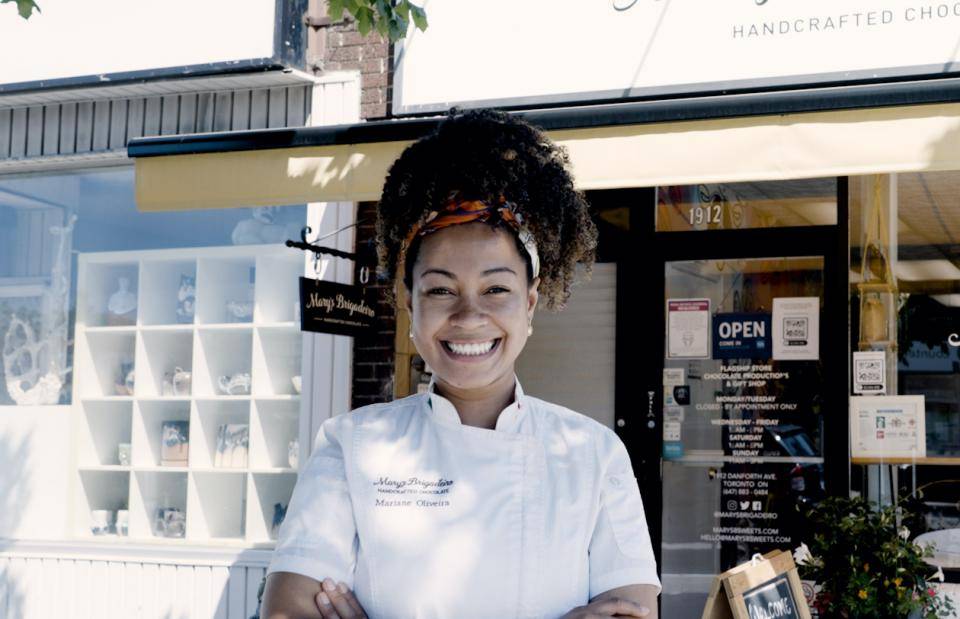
[372,476,454,508]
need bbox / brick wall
[308,14,392,120]
[351,202,397,408]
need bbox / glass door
[622,181,848,618]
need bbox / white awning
[134,101,960,211]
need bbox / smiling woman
[261,108,661,619]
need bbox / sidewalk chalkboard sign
[299,277,376,337]
[702,550,811,619]
[742,575,800,619]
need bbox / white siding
[0,85,312,162]
[0,549,270,619]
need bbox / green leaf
[1,0,40,19]
[395,0,410,20]
[410,4,427,30]
[327,0,345,21]
[375,14,389,36]
[356,7,374,35]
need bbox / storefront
[129,2,960,616]
[3,1,960,617]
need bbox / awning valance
[131,81,960,211]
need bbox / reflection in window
[0,167,305,406]
[850,172,960,532]
[656,179,838,232]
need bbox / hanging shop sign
[667,299,711,359]
[713,312,772,359]
[852,350,886,394]
[299,278,375,338]
[394,0,960,113]
[850,395,927,459]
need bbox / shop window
[850,172,960,532]
[0,168,306,406]
[0,167,307,543]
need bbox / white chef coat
[268,378,660,619]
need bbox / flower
[893,577,903,587]
[858,589,869,600]
[793,543,813,566]
[931,566,945,583]
[899,526,911,540]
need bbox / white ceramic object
[116,510,129,536]
[288,438,299,469]
[117,443,131,466]
[91,509,114,536]
[172,367,191,396]
[218,373,251,395]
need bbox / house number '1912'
[688,204,723,227]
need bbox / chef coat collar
[426,376,527,433]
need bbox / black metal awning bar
[128,75,960,159]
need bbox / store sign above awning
[394,0,960,113]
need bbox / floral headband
[403,192,540,279]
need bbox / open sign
[713,313,772,359]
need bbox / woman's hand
[560,597,652,618]
[314,578,368,619]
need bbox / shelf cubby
[188,472,247,541]
[139,260,197,325]
[137,330,194,397]
[77,330,136,398]
[77,470,129,537]
[255,254,302,323]
[251,399,300,470]
[78,400,132,467]
[132,471,188,539]
[196,257,256,325]
[253,328,303,396]
[248,472,297,542]
[193,328,253,397]
[192,399,250,469]
[133,400,190,467]
[80,262,140,327]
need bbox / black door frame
[612,178,850,574]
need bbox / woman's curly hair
[376,108,597,311]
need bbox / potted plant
[794,495,955,618]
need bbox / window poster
[667,299,711,359]
[772,297,820,361]
[852,351,886,395]
[712,312,772,359]
[851,395,926,459]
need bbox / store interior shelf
[73,245,304,546]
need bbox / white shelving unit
[72,245,305,546]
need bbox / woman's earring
[409,326,414,339]
[527,322,533,336]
